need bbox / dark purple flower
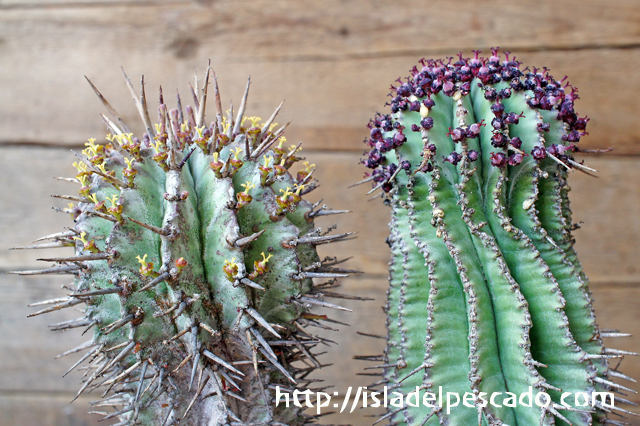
[422,98,436,108]
[490,152,507,168]
[531,146,546,160]
[509,137,522,149]
[491,117,504,130]
[484,88,498,101]
[573,116,589,131]
[443,151,462,165]
[508,153,524,166]
[421,117,434,130]
[467,150,479,162]
[466,120,485,138]
[510,79,524,91]
[504,112,524,125]
[447,127,466,143]
[537,122,550,132]
[491,102,505,117]
[491,133,508,148]
[499,88,512,99]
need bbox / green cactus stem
[12,68,357,425]
[361,49,637,426]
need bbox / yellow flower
[242,116,262,128]
[240,181,255,194]
[73,232,89,245]
[279,187,293,198]
[106,194,119,208]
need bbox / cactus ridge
[17,69,355,425]
[362,49,637,426]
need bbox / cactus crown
[362,49,635,426]
[19,69,355,425]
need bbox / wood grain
[0,394,102,426]
[2,274,639,425]
[2,1,640,424]
[3,147,639,283]
[1,2,640,153]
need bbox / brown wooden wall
[1,1,639,425]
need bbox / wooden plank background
[1,1,639,425]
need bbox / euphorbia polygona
[360,49,637,426]
[12,69,356,425]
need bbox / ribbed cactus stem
[362,49,637,426]
[15,69,355,425]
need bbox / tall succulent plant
[13,69,355,425]
[361,49,637,426]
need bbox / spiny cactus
[12,68,356,425]
[360,49,637,426]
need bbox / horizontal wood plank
[1,2,640,153]
[2,147,640,284]
[2,274,639,423]
[0,393,102,426]
[3,0,640,56]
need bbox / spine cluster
[14,69,356,426]
[360,48,636,426]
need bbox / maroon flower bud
[504,112,524,125]
[411,124,420,132]
[491,133,508,148]
[427,143,437,153]
[364,149,385,169]
[469,50,482,68]
[422,98,436,108]
[477,66,491,84]
[393,132,407,147]
[396,83,412,97]
[409,101,421,112]
[491,102,505,117]
[467,150,479,162]
[484,88,498,101]
[547,144,565,156]
[431,79,443,93]
[400,160,411,171]
[466,120,485,138]
[491,117,504,130]
[508,153,524,166]
[499,88,512,99]
[447,127,466,143]
[443,80,455,96]
[531,146,546,160]
[488,47,501,66]
[537,122,550,132]
[510,79,524,91]
[370,127,382,140]
[490,152,507,168]
[509,137,522,149]
[421,117,434,130]
[526,97,540,109]
[443,151,462,165]
[573,116,589,131]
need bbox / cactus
[361,49,637,426]
[12,68,356,425]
